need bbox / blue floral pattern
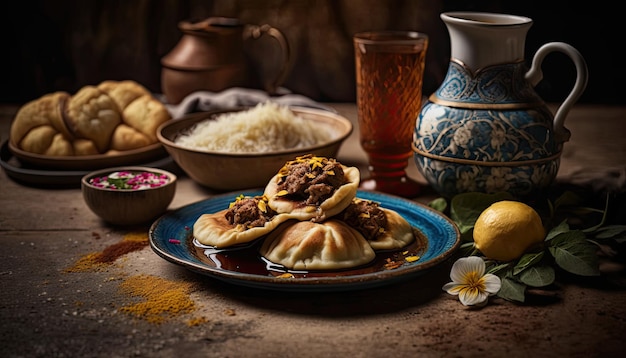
[413,61,565,198]
[436,61,543,104]
[413,155,560,198]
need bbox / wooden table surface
[1,103,625,357]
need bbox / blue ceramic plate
[149,190,460,292]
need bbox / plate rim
[8,140,166,170]
[149,190,461,292]
[1,139,175,187]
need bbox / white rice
[173,102,332,153]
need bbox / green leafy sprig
[431,191,626,303]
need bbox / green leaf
[593,225,626,240]
[457,242,478,256]
[513,251,545,275]
[518,264,555,287]
[553,191,584,210]
[582,194,610,233]
[450,192,513,235]
[546,220,570,241]
[497,275,526,303]
[548,231,601,276]
[486,262,511,275]
[108,177,129,189]
[428,197,448,213]
[562,207,604,216]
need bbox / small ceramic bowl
[81,166,177,226]
[157,106,352,191]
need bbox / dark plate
[8,140,167,171]
[149,190,461,292]
[0,140,177,188]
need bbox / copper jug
[161,17,291,104]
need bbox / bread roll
[10,91,71,148]
[110,124,152,151]
[18,125,57,154]
[259,219,376,270]
[123,95,170,142]
[72,139,100,156]
[98,80,150,110]
[9,80,170,157]
[64,86,122,153]
[48,95,74,140]
[45,133,74,156]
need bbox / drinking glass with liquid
[354,31,429,198]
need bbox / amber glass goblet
[354,31,429,198]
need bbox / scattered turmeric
[186,316,209,327]
[118,274,196,324]
[64,252,109,272]
[63,231,204,325]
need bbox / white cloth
[165,87,336,119]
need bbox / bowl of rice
[157,102,353,191]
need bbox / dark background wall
[1,0,621,105]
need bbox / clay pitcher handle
[525,42,589,144]
[245,24,292,95]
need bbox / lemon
[473,200,545,262]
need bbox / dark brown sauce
[190,227,428,278]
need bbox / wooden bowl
[157,106,353,191]
[81,166,177,226]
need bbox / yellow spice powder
[64,231,204,325]
[64,252,109,273]
[186,316,209,327]
[118,274,196,324]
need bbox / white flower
[442,256,501,307]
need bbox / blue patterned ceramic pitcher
[413,12,588,198]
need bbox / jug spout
[442,12,532,72]
[161,17,245,71]
[187,17,243,30]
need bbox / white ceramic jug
[413,12,588,198]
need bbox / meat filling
[341,199,387,241]
[276,155,347,205]
[225,195,275,228]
